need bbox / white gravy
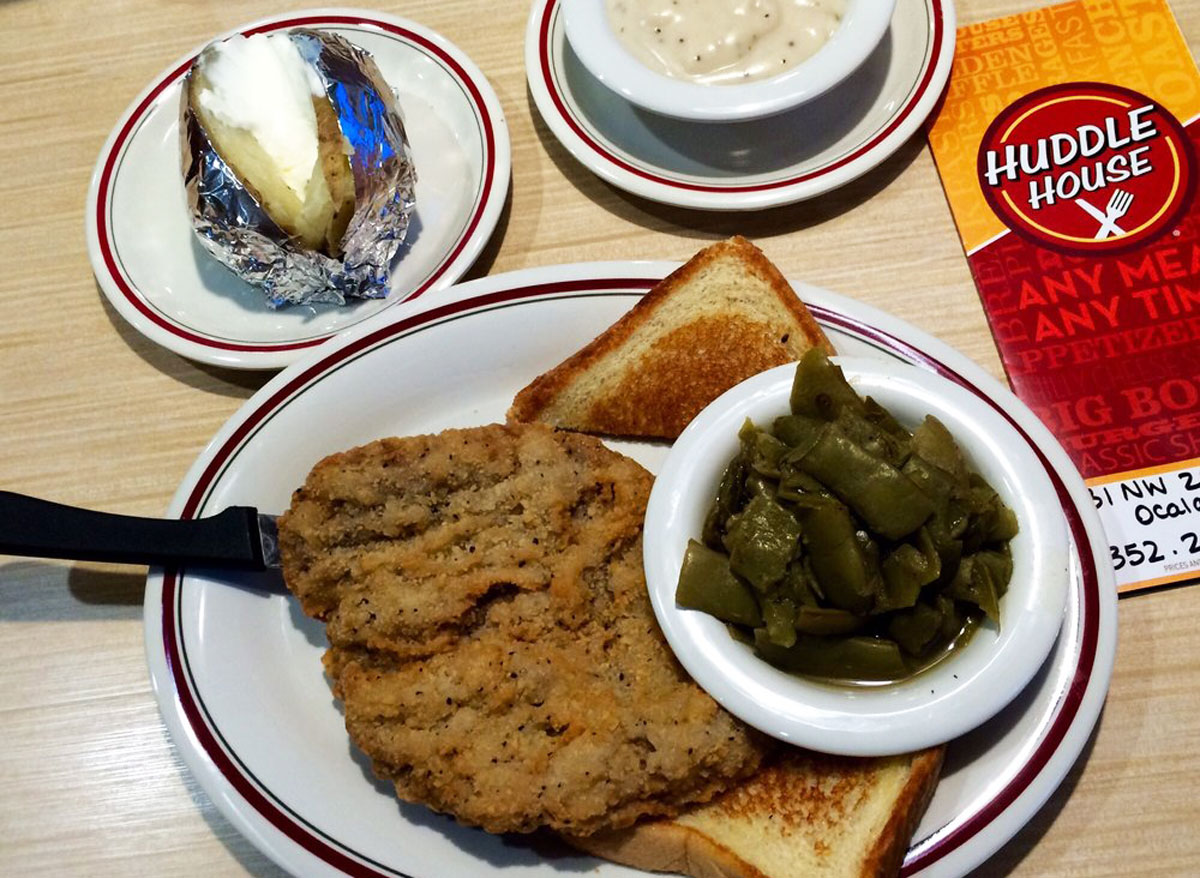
[605,0,846,86]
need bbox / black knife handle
[0,491,266,570]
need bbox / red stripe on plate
[163,277,1098,878]
[902,495,1098,874]
[163,277,656,876]
[536,0,945,193]
[161,573,397,877]
[96,14,497,352]
[811,307,1100,875]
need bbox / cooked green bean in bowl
[643,354,1070,755]
[676,350,1019,684]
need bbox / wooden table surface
[2,1,1198,875]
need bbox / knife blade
[0,491,279,570]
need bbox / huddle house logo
[977,82,1195,254]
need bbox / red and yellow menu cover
[929,0,1200,593]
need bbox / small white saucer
[525,0,954,210]
[86,8,511,370]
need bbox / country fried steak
[278,422,768,836]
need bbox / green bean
[725,494,801,591]
[946,555,1001,623]
[702,454,748,549]
[879,536,939,611]
[740,418,788,478]
[973,548,1014,598]
[863,395,911,440]
[772,414,825,455]
[793,606,866,635]
[776,463,826,501]
[935,594,966,641]
[927,527,964,588]
[676,540,763,627]
[743,471,777,503]
[754,630,910,681]
[796,497,876,614]
[835,407,912,468]
[855,528,882,571]
[761,594,798,647]
[781,559,821,606]
[790,348,865,420]
[887,602,945,656]
[793,425,934,540]
[912,415,968,481]
[902,453,961,507]
[988,503,1020,544]
[964,474,1020,545]
[944,603,977,644]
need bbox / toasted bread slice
[507,237,835,440]
[569,747,943,878]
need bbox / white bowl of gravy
[562,0,896,122]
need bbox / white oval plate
[86,7,511,370]
[524,0,954,210]
[145,263,1116,878]
[646,359,1070,756]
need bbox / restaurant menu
[928,0,1200,593]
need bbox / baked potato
[181,28,416,307]
[187,33,356,257]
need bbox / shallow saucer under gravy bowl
[643,357,1071,756]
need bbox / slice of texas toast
[569,747,943,878]
[507,237,835,440]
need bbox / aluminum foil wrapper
[181,29,417,308]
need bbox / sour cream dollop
[195,33,326,198]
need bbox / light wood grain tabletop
[2,1,1198,875]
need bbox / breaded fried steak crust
[278,423,767,836]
